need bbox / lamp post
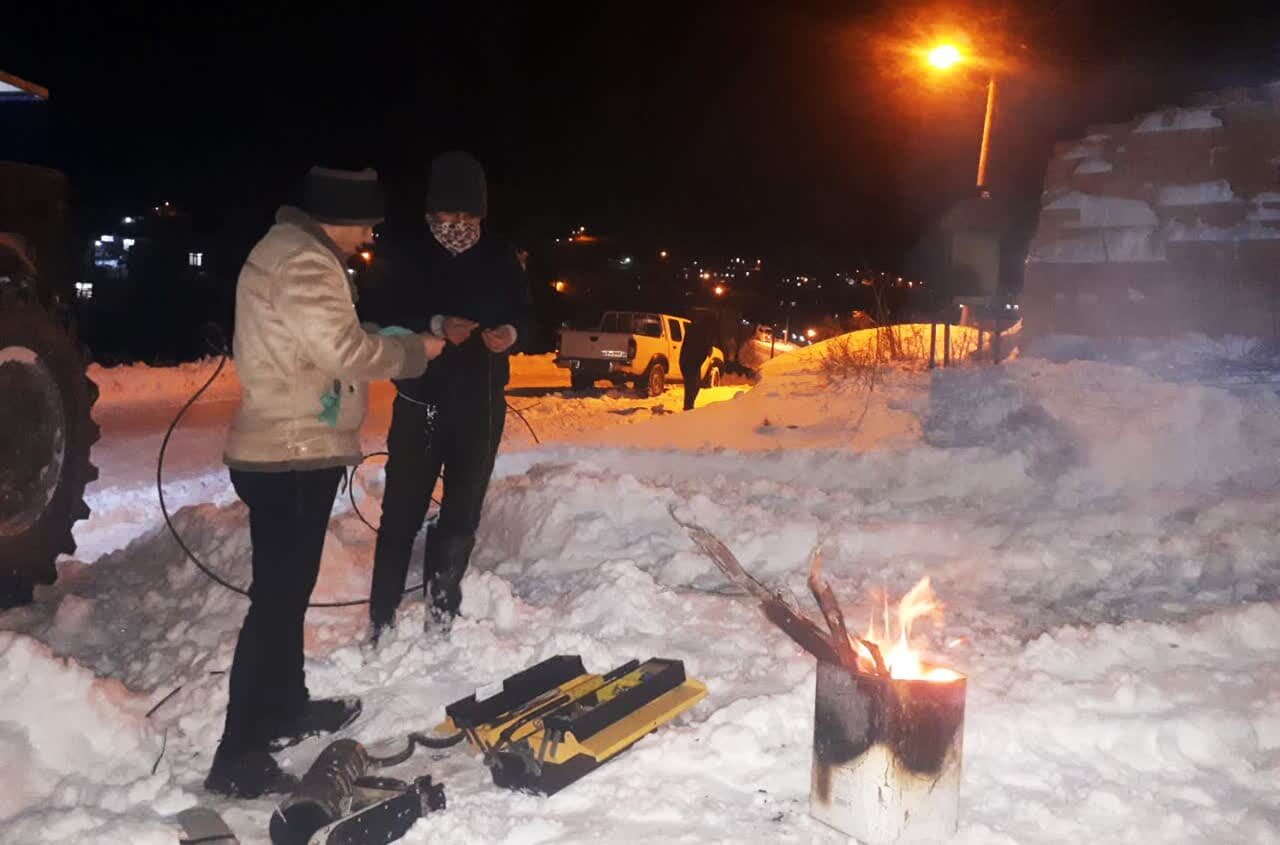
[927,43,996,191]
[924,41,1003,368]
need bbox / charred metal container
[810,660,966,843]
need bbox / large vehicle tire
[570,372,595,391]
[703,361,723,389]
[639,361,667,398]
[0,297,98,609]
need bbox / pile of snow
[1073,158,1114,175]
[1029,227,1164,264]
[1158,180,1238,207]
[0,634,185,843]
[1134,108,1223,133]
[91,358,239,408]
[6,328,1280,842]
[1045,192,1158,228]
[1168,220,1280,242]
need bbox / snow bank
[1045,192,1158,228]
[1168,220,1280,242]
[0,634,185,843]
[8,331,1280,842]
[1029,227,1164,263]
[1134,108,1223,133]
[1157,180,1237,206]
[91,358,240,408]
[1073,158,1114,175]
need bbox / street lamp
[925,42,997,191]
[927,44,961,70]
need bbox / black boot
[424,534,475,630]
[267,696,363,752]
[204,742,298,798]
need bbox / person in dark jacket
[365,151,532,640]
[679,312,714,411]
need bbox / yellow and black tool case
[441,655,707,796]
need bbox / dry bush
[819,324,980,387]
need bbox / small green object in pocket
[318,386,341,426]
[378,325,414,337]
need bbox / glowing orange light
[806,328,817,338]
[359,250,373,263]
[928,44,962,70]
[552,280,567,293]
[659,250,669,258]
[713,284,726,296]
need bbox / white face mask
[430,218,481,255]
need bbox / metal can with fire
[810,659,967,844]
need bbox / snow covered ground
[3,329,1280,843]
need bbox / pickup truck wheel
[703,363,723,389]
[570,372,595,391]
[641,361,666,397]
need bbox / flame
[852,577,960,682]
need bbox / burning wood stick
[670,509,841,665]
[806,552,889,677]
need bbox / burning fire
[854,577,960,682]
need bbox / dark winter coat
[362,225,532,407]
[680,317,714,367]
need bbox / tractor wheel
[0,297,98,609]
[639,361,667,398]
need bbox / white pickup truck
[555,311,725,396]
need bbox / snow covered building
[1023,81,1280,338]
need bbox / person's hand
[482,325,517,353]
[421,334,447,360]
[442,316,479,345]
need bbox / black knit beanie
[302,166,384,225]
[426,151,488,218]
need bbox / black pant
[222,466,343,750]
[680,353,704,410]
[369,391,505,625]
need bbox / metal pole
[976,75,997,189]
[929,322,937,369]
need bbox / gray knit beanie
[302,166,384,225]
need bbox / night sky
[7,2,1280,271]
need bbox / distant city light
[74,281,93,300]
[620,255,633,265]
[713,284,726,296]
[122,216,134,224]
[99,234,115,243]
[700,271,711,280]
[552,279,568,293]
[806,328,817,338]
[122,238,135,250]
[359,250,373,263]
[659,250,669,258]
[188,252,204,268]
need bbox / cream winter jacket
[224,207,428,472]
